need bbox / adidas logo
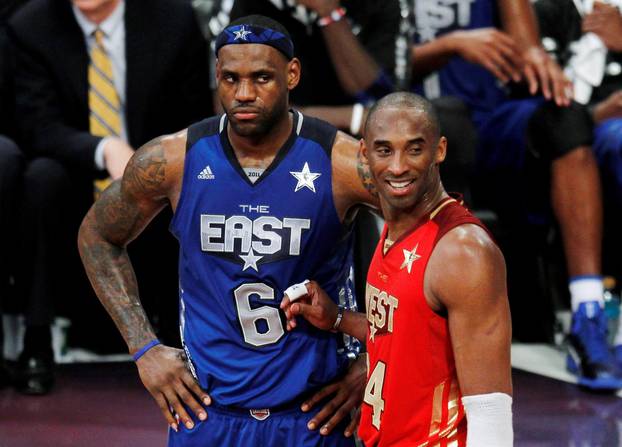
[197,165,215,180]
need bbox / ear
[286,58,301,91]
[435,136,447,164]
[360,138,370,165]
[215,58,222,82]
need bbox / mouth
[385,179,415,196]
[232,108,260,121]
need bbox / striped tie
[89,29,120,199]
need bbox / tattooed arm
[78,131,209,432]
[331,130,379,222]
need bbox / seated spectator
[0,0,27,389]
[8,0,211,394]
[534,0,622,374]
[0,134,21,389]
[411,0,622,389]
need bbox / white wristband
[284,280,310,302]
[462,392,513,447]
[350,103,364,135]
[331,305,345,332]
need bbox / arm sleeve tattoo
[78,137,170,353]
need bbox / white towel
[564,0,622,103]
[565,33,608,104]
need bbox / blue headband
[215,24,294,60]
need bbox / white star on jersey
[290,162,321,193]
[233,26,252,41]
[400,243,421,274]
[240,248,263,271]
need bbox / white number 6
[234,283,285,347]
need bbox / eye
[408,145,422,155]
[222,73,236,83]
[256,74,271,83]
[376,146,391,156]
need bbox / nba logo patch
[249,408,271,421]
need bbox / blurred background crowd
[0,0,622,396]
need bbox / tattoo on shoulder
[124,136,168,196]
[356,148,378,198]
[91,137,168,243]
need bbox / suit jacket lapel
[125,0,158,146]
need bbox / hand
[301,355,366,437]
[103,137,135,179]
[583,2,622,52]
[592,90,622,123]
[521,46,573,107]
[136,344,211,432]
[446,28,523,84]
[280,280,338,331]
[295,0,340,17]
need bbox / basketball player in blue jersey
[78,14,378,447]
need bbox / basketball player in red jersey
[281,92,513,446]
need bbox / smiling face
[362,106,447,216]
[216,44,300,138]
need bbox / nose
[235,79,256,103]
[388,151,408,177]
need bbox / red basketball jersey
[358,197,486,447]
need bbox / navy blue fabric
[477,97,544,172]
[413,0,506,124]
[594,118,622,205]
[215,24,294,60]
[167,401,355,447]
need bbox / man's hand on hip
[301,354,366,437]
[136,344,211,432]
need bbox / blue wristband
[132,339,161,362]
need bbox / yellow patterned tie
[89,29,121,199]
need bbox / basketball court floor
[1,342,621,447]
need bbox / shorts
[476,97,544,172]
[167,400,356,447]
[476,97,593,172]
[473,97,594,225]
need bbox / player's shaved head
[364,92,440,140]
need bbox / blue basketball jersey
[413,0,506,125]
[170,111,357,409]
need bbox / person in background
[8,0,211,395]
[0,0,28,390]
[534,0,622,374]
[410,0,621,390]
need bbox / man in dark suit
[0,0,28,389]
[8,0,211,394]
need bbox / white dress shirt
[72,1,127,169]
